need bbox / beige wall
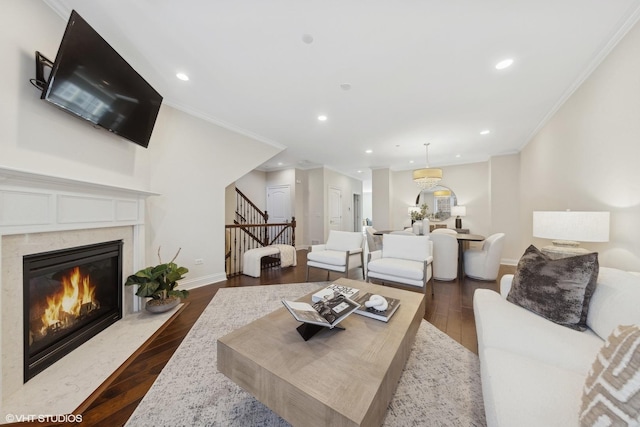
[519,16,640,271]
[324,168,363,234]
[295,169,308,248]
[235,170,268,212]
[372,168,393,230]
[305,168,325,245]
[489,154,521,264]
[387,161,499,250]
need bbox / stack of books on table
[308,282,400,322]
[311,282,360,302]
[282,293,360,329]
[352,293,401,322]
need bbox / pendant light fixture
[413,143,442,190]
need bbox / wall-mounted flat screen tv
[41,10,162,148]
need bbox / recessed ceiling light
[480,129,491,135]
[302,34,314,44]
[277,162,283,166]
[409,160,415,164]
[318,115,328,121]
[495,59,514,70]
[176,72,189,81]
[365,149,373,154]
[456,154,461,158]
[357,170,362,173]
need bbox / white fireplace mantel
[0,166,158,236]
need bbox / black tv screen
[42,10,162,148]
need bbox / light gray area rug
[125,283,486,427]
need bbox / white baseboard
[181,272,227,290]
[501,258,519,266]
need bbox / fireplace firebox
[23,240,123,382]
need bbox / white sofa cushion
[481,347,586,427]
[587,267,640,341]
[382,234,430,262]
[307,249,348,266]
[474,289,603,375]
[367,258,424,281]
[325,230,364,252]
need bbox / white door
[266,185,291,224]
[329,186,342,230]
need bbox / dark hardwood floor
[32,250,514,427]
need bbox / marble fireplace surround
[0,167,159,416]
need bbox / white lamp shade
[533,211,610,242]
[451,205,466,217]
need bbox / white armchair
[463,233,505,281]
[430,232,458,281]
[306,230,364,281]
[366,234,434,295]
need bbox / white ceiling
[45,0,640,181]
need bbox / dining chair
[430,232,458,281]
[431,228,457,235]
[463,233,505,281]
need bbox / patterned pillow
[506,245,598,331]
[580,325,640,426]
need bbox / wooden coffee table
[217,278,425,427]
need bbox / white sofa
[473,267,640,427]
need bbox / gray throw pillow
[507,245,598,331]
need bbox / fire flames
[40,267,100,335]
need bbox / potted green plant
[410,203,429,234]
[125,247,189,313]
[410,203,429,222]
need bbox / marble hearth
[0,167,159,418]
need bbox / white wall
[1,0,151,190]
[2,0,283,287]
[519,16,640,271]
[236,170,268,211]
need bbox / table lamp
[451,205,466,229]
[532,211,610,259]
